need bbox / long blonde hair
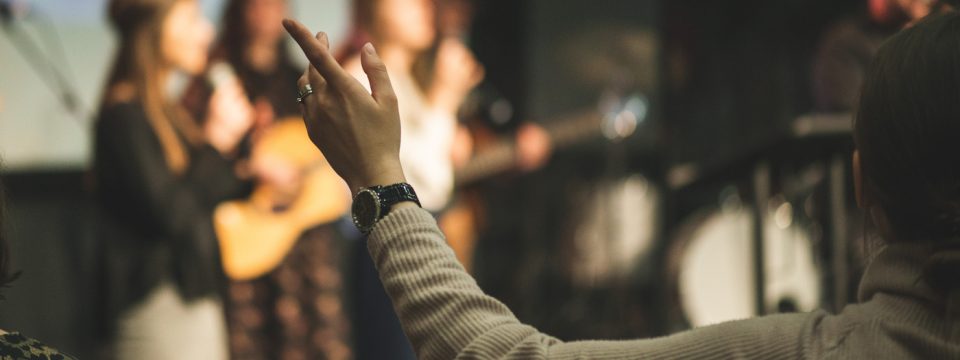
[103,0,204,174]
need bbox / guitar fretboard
[454,109,607,185]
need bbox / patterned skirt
[225,225,352,360]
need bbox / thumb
[360,42,396,106]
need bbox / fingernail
[363,42,376,55]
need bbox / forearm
[365,207,818,360]
[367,207,553,359]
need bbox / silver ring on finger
[297,84,315,104]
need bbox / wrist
[351,158,406,194]
[351,182,421,234]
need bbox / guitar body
[440,124,500,272]
[216,119,350,280]
[439,189,486,272]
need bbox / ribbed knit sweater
[368,207,960,359]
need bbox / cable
[0,9,87,121]
[32,9,80,99]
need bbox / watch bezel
[351,188,382,234]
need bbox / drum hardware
[666,187,822,329]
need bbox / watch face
[352,189,382,233]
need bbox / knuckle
[374,65,390,77]
[382,92,398,104]
[377,91,398,105]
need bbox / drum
[665,192,821,328]
[568,174,660,286]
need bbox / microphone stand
[1,1,87,122]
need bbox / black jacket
[93,101,249,330]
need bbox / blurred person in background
[187,0,353,358]
[431,0,553,272]
[0,175,75,359]
[336,0,483,214]
[813,0,954,111]
[214,0,300,123]
[286,10,960,357]
[334,0,481,357]
[93,0,254,358]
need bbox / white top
[345,58,456,212]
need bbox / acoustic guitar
[215,118,351,280]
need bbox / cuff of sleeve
[367,206,440,254]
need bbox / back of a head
[215,0,293,80]
[103,0,200,174]
[854,11,960,290]
[103,0,179,98]
[335,0,377,63]
[216,0,250,64]
[108,0,179,37]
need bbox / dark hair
[0,171,21,298]
[104,0,204,174]
[214,0,294,78]
[854,12,960,290]
[335,0,376,63]
[335,0,438,90]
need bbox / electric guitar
[454,101,643,185]
[441,93,647,270]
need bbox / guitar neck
[454,139,517,185]
[454,109,606,186]
[547,110,606,147]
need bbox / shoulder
[98,100,146,122]
[734,309,865,356]
[96,101,150,132]
[0,332,77,360]
[819,17,888,54]
[94,101,163,153]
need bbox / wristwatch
[351,183,421,234]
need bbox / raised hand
[515,123,553,172]
[282,19,406,194]
[429,37,485,114]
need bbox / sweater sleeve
[368,207,824,360]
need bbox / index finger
[282,19,354,88]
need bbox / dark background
[1,0,864,356]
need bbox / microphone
[207,62,239,90]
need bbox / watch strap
[373,183,421,216]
